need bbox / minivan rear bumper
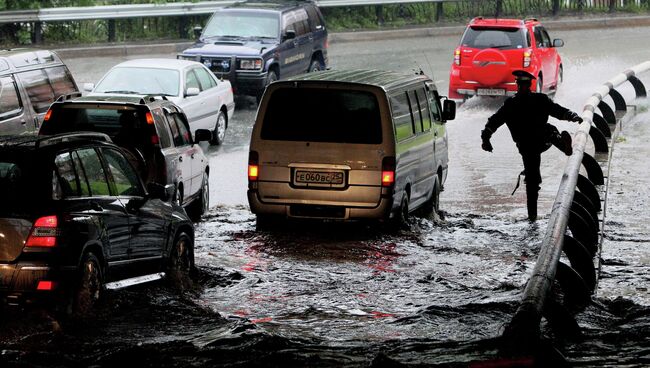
[247,189,393,221]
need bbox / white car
[84,58,235,145]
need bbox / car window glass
[0,77,22,118]
[173,114,192,145]
[152,108,172,149]
[102,148,143,197]
[305,5,323,31]
[391,92,414,141]
[75,148,110,196]
[203,10,280,39]
[194,67,216,90]
[428,90,442,122]
[415,88,431,131]
[462,27,526,50]
[16,69,55,113]
[185,69,200,91]
[94,67,180,96]
[71,151,91,196]
[533,27,545,48]
[408,90,423,134]
[54,151,81,197]
[524,29,532,47]
[44,66,77,98]
[540,28,552,47]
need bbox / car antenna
[422,52,435,79]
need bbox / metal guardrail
[498,61,650,365]
[0,0,454,24]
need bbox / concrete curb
[54,14,650,59]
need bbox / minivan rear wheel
[421,177,441,216]
[391,193,410,229]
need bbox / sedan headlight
[239,59,263,70]
[177,54,200,61]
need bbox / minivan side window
[428,89,442,122]
[16,69,54,114]
[391,92,414,141]
[0,77,22,118]
[415,88,432,131]
[44,66,77,98]
[407,90,423,134]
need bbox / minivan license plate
[294,170,345,187]
[477,88,506,96]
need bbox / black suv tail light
[25,215,59,247]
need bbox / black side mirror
[147,182,175,202]
[283,29,296,41]
[193,26,203,40]
[442,98,456,122]
[194,128,212,143]
[553,39,564,48]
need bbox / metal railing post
[108,19,116,42]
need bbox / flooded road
[1,27,650,367]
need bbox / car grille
[201,57,232,74]
[290,205,346,219]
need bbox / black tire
[391,192,410,229]
[421,177,441,216]
[256,69,278,104]
[308,59,322,73]
[72,252,102,318]
[557,65,563,85]
[187,173,209,221]
[210,111,227,146]
[167,232,194,289]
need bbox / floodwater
[2,28,650,367]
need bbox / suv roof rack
[140,95,169,104]
[55,92,82,102]
[523,17,538,23]
[0,132,111,149]
[470,16,484,23]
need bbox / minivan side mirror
[83,83,95,92]
[194,128,212,143]
[185,87,200,97]
[442,98,456,122]
[553,39,564,48]
[147,182,175,202]
[193,26,203,40]
[283,29,296,41]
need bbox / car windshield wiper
[101,90,141,94]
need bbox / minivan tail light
[25,215,58,247]
[523,51,531,68]
[381,157,396,187]
[248,151,259,182]
[454,48,461,66]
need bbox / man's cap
[513,70,536,81]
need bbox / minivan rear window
[261,88,382,144]
[461,27,527,50]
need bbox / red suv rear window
[461,27,528,50]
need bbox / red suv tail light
[248,151,259,182]
[25,215,59,247]
[523,51,532,68]
[454,48,461,66]
[381,157,396,187]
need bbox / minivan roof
[285,69,432,92]
[0,48,64,73]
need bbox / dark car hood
[184,39,277,57]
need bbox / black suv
[40,95,212,221]
[178,0,328,100]
[0,133,194,313]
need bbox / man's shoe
[559,131,573,156]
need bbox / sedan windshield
[203,11,280,39]
[94,67,180,96]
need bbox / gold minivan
[247,69,455,227]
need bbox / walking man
[480,70,583,221]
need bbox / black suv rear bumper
[0,262,73,306]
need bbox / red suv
[448,17,564,100]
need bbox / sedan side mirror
[193,26,203,40]
[283,29,296,41]
[194,128,212,143]
[147,182,175,202]
[185,87,200,97]
[442,98,456,122]
[553,39,564,48]
[83,83,95,92]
